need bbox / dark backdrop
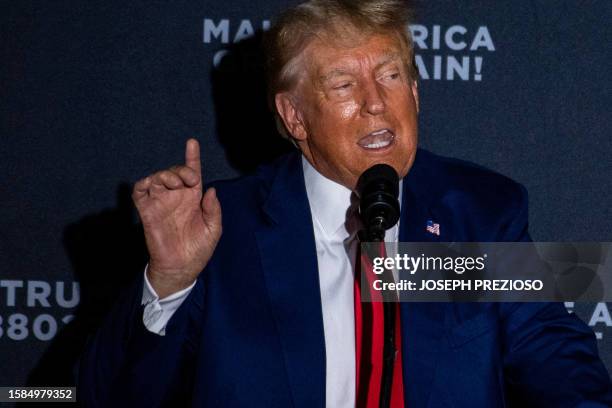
[1,0,611,392]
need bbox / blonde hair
[264,0,417,139]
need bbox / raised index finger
[185,138,202,176]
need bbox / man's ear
[411,80,419,113]
[275,93,307,141]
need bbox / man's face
[276,32,419,190]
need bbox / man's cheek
[338,101,360,120]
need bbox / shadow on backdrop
[25,184,147,403]
[211,30,294,174]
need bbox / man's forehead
[304,35,404,77]
[318,50,403,77]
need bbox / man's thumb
[201,187,222,237]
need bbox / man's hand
[132,139,222,298]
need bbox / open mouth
[357,128,395,150]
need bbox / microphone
[356,164,400,242]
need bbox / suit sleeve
[77,274,205,407]
[499,183,612,406]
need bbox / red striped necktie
[354,240,405,408]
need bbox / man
[79,0,612,407]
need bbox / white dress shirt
[141,157,400,407]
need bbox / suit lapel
[399,152,448,408]
[255,153,326,408]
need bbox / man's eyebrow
[319,68,353,83]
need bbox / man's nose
[361,80,386,116]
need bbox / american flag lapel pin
[426,219,440,236]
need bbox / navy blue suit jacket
[79,149,612,407]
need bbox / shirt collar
[301,156,403,240]
[302,157,353,239]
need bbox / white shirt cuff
[141,265,196,335]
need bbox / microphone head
[356,164,400,242]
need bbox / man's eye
[333,82,352,90]
[385,72,400,80]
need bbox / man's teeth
[358,129,395,149]
[365,140,392,149]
